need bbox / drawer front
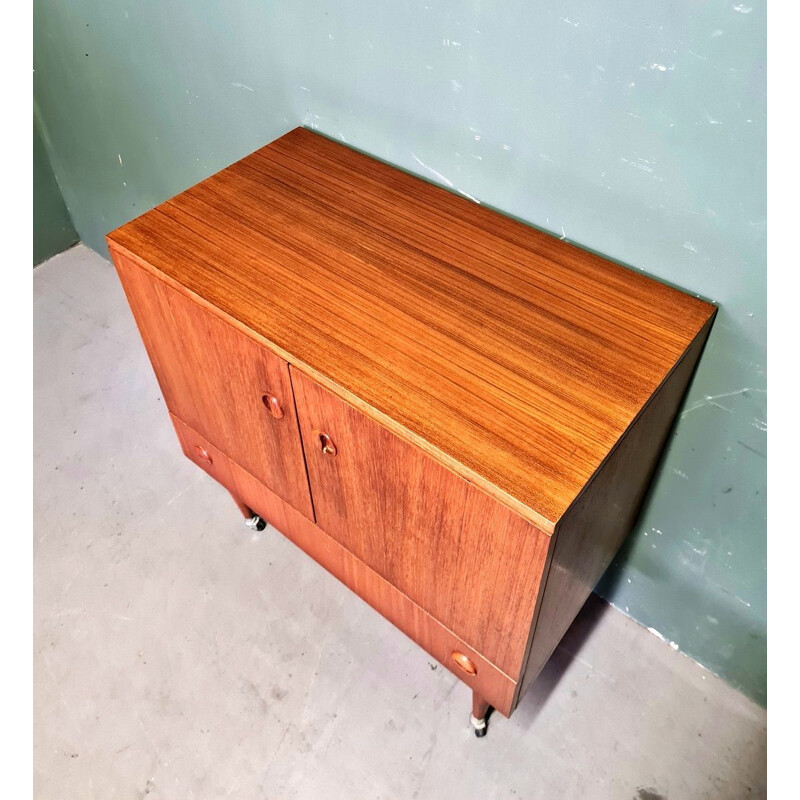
[290,368,551,680]
[170,415,237,492]
[229,460,517,716]
[112,248,314,520]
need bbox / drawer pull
[262,394,285,419]
[195,445,213,465]
[318,432,337,456]
[451,651,478,676]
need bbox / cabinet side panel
[291,366,549,679]
[111,246,314,520]
[518,316,715,703]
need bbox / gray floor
[34,244,766,800]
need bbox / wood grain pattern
[112,247,314,520]
[228,458,517,716]
[516,315,716,704]
[107,127,716,531]
[291,367,551,679]
[473,693,490,722]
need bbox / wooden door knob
[318,432,337,456]
[195,445,213,465]
[262,394,285,419]
[451,651,477,676]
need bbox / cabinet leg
[229,492,266,532]
[470,691,491,738]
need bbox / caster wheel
[245,515,266,532]
[470,713,488,738]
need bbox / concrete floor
[34,244,767,799]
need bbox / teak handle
[262,394,285,420]
[451,651,478,676]
[195,445,213,465]
[318,432,337,456]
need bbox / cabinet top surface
[108,127,715,532]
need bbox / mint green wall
[34,111,77,265]
[34,1,766,704]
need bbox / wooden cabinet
[108,127,716,735]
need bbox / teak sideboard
[108,127,716,737]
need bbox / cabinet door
[113,249,314,520]
[291,368,551,678]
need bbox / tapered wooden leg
[229,491,266,531]
[471,691,490,738]
[229,492,254,519]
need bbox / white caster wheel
[244,515,266,532]
[470,713,488,738]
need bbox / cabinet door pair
[115,251,549,679]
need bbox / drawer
[229,459,518,716]
[170,414,237,493]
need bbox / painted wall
[34,112,77,265]
[34,1,766,704]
